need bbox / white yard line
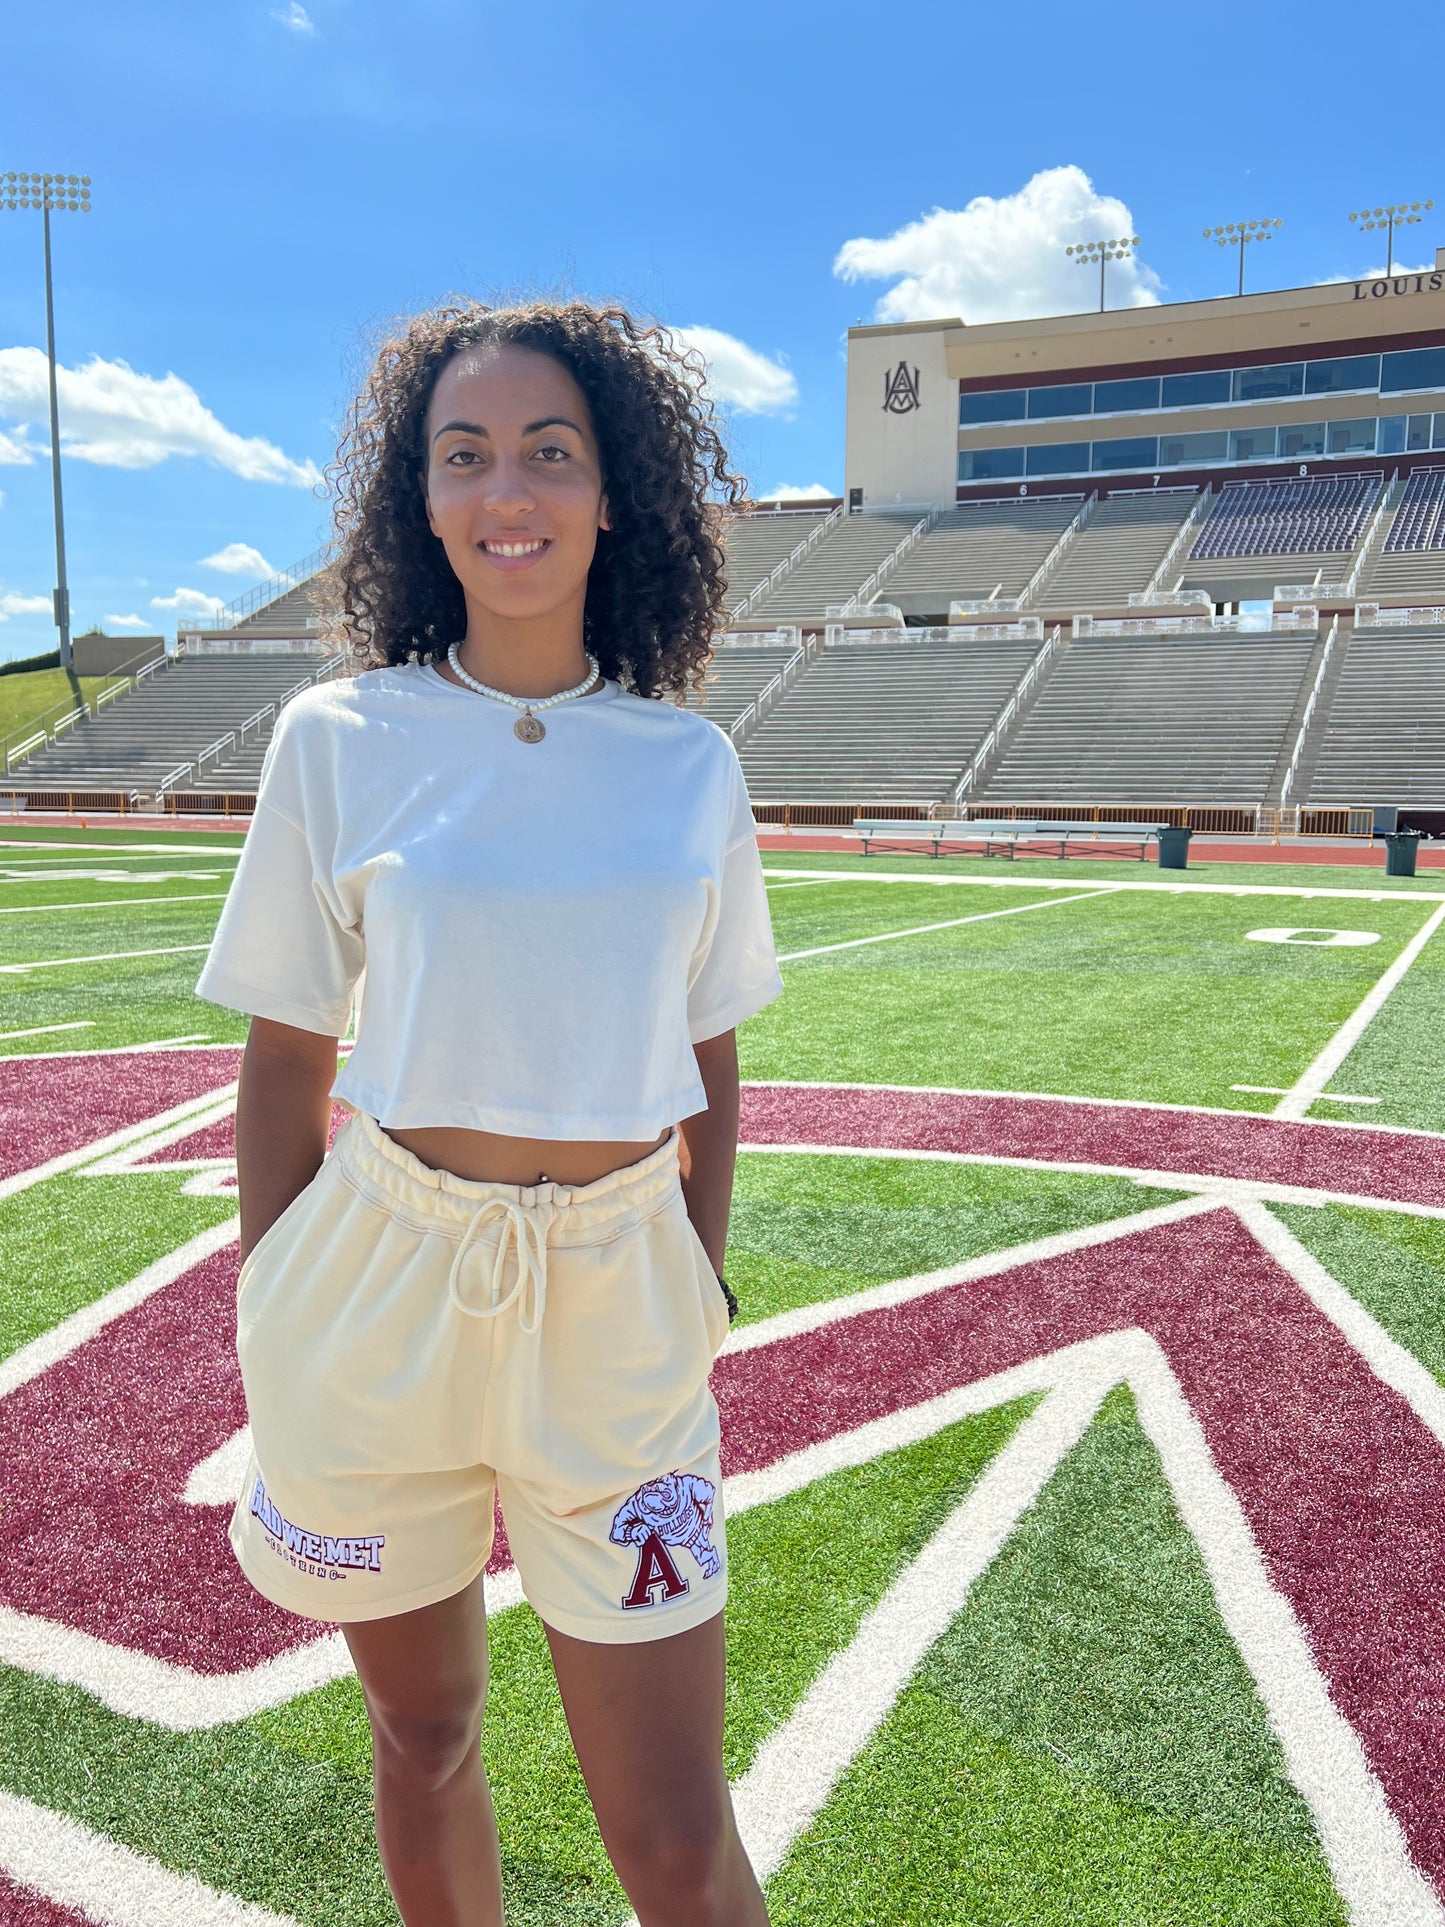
[0,1787,303,1926]
[0,839,242,856]
[0,894,226,917]
[0,1021,95,1041]
[0,941,212,975]
[1273,897,1445,1121]
[776,887,1120,962]
[762,865,1445,904]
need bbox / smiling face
[421,340,611,629]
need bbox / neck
[456,595,596,700]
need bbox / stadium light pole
[1204,218,1282,297]
[1348,201,1434,276]
[1,170,92,674]
[1065,236,1140,312]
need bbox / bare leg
[545,1612,769,1927]
[341,1576,503,1927]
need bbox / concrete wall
[73,634,166,677]
[844,319,959,511]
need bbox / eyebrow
[431,416,585,443]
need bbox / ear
[598,491,612,534]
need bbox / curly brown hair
[320,298,749,703]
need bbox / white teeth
[485,539,546,557]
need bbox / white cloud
[272,2,317,33]
[105,613,151,629]
[670,326,798,415]
[0,348,322,487]
[765,483,836,502]
[0,427,33,465]
[834,165,1163,325]
[1316,259,1434,285]
[0,592,51,622]
[150,587,227,621]
[199,541,274,576]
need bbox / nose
[479,454,538,518]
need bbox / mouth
[477,536,552,571]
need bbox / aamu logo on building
[883,361,921,414]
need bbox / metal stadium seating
[1190,476,1380,560]
[8,653,339,794]
[977,633,1318,804]
[1382,468,1445,552]
[1035,491,1199,609]
[720,510,830,609]
[736,635,1042,802]
[226,582,325,639]
[1305,626,1445,807]
[749,510,920,620]
[680,640,799,734]
[883,499,1078,609]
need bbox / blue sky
[2,0,1442,661]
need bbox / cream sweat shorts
[228,1108,732,1643]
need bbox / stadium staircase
[974,631,1318,806]
[735,634,1042,804]
[681,637,801,736]
[1303,621,1445,807]
[749,510,921,622]
[884,499,1079,620]
[1034,491,1200,612]
[722,509,835,616]
[5,652,342,797]
[1359,466,1445,602]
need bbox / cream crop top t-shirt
[193,659,785,1139]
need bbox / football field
[2,825,1445,1924]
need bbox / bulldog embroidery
[610,1471,721,1609]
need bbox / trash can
[1383,830,1422,878]
[1156,825,1192,870]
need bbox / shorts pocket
[236,1154,338,1303]
[681,1209,732,1357]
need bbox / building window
[1025,442,1090,476]
[1093,377,1160,414]
[1304,355,1380,395]
[1229,427,1278,462]
[1092,436,1159,471]
[1160,431,1229,467]
[1381,346,1445,395]
[959,447,1025,481]
[1278,422,1327,459]
[1326,418,1377,455]
[1027,383,1093,420]
[1409,415,1434,451]
[1161,371,1231,409]
[1378,416,1407,455]
[1436,416,1445,450]
[1233,363,1304,402]
[959,390,1028,425]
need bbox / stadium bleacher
[1305,625,1445,808]
[1382,468,1445,553]
[735,633,1042,803]
[1189,475,1380,560]
[749,509,919,620]
[884,499,1078,615]
[721,509,831,611]
[1034,490,1199,610]
[975,632,1319,806]
[680,637,799,735]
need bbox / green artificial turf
[1271,1201,1445,1386]
[767,1386,1346,1926]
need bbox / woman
[194,298,784,1926]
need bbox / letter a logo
[883,361,921,414]
[621,1531,691,1610]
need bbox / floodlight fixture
[1203,217,1282,296]
[1348,199,1435,274]
[1065,234,1141,312]
[1,169,96,670]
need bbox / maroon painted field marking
[740,1082,1445,1210]
[0,1047,241,1182]
[0,1873,96,1926]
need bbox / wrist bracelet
[714,1271,739,1324]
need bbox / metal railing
[951,625,1064,803]
[1278,614,1339,809]
[1073,608,1318,639]
[1353,603,1445,628]
[1019,491,1100,609]
[1135,485,1214,601]
[1125,588,1213,609]
[833,507,941,617]
[728,504,844,621]
[726,642,809,748]
[3,642,178,774]
[208,549,330,630]
[177,631,330,652]
[155,651,349,798]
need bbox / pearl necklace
[444,643,602,744]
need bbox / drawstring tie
[447,1196,550,1334]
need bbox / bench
[854,819,1172,863]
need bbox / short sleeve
[686,748,784,1044]
[193,704,364,1037]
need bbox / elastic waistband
[334,1108,683,1242]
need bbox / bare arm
[235,1015,342,1264]
[676,1029,739,1278]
